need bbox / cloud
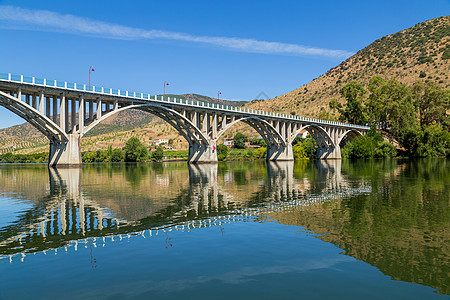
[0,5,354,59]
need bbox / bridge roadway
[0,72,370,166]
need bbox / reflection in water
[0,159,448,295]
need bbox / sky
[0,0,449,129]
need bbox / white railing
[0,72,370,130]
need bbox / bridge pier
[49,133,82,167]
[267,143,294,161]
[317,145,341,159]
[188,141,218,163]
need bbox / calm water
[0,159,449,299]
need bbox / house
[224,138,234,147]
[154,136,168,145]
[298,130,309,139]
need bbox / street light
[89,66,94,90]
[164,81,169,99]
[218,91,221,105]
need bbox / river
[0,159,448,299]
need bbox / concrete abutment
[49,134,82,167]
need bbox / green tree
[255,147,267,159]
[151,146,164,161]
[111,149,124,162]
[293,143,308,160]
[412,81,450,127]
[233,132,248,149]
[339,81,368,125]
[124,137,145,162]
[217,144,229,161]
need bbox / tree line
[82,137,164,162]
[325,77,450,158]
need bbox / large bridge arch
[82,104,209,145]
[337,129,363,146]
[0,90,68,142]
[216,116,286,148]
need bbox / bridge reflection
[0,161,370,262]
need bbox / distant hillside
[245,16,450,117]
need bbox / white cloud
[0,5,354,58]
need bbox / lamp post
[164,81,169,99]
[89,66,94,90]
[218,91,221,105]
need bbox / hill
[245,16,450,118]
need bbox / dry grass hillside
[245,16,450,118]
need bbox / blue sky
[0,0,449,129]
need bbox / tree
[233,132,248,149]
[111,149,124,162]
[412,81,450,127]
[217,144,229,161]
[293,143,308,160]
[339,81,368,125]
[151,146,164,161]
[124,137,145,162]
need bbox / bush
[217,144,229,161]
[233,132,248,149]
[151,146,164,161]
[293,143,308,160]
[255,147,267,159]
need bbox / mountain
[245,16,450,117]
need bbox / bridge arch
[337,129,363,146]
[0,90,68,142]
[291,124,335,149]
[82,104,209,145]
[216,116,286,147]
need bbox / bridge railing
[0,72,369,130]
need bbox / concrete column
[106,101,110,113]
[114,99,118,111]
[48,133,82,167]
[53,96,58,123]
[287,122,291,141]
[60,93,66,133]
[266,142,294,161]
[32,94,37,109]
[26,94,31,106]
[97,97,102,119]
[71,98,76,131]
[89,100,93,121]
[203,112,208,134]
[17,87,21,101]
[222,114,227,129]
[79,95,84,134]
[192,111,198,127]
[188,141,218,164]
[39,91,45,114]
[212,113,217,139]
[64,95,69,133]
[46,95,51,117]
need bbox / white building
[154,136,169,145]
[224,138,234,147]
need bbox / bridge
[0,72,370,166]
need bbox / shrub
[217,144,229,161]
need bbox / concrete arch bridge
[0,73,370,166]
